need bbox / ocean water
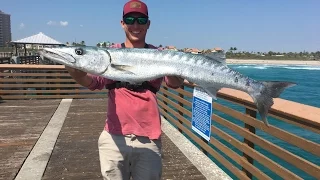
[224,64,320,180]
[230,64,320,108]
[162,64,320,180]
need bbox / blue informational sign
[191,87,212,141]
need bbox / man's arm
[65,66,93,87]
[66,66,113,90]
[165,76,184,89]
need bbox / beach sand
[226,59,320,65]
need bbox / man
[65,0,184,179]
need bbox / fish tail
[251,81,296,127]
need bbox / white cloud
[60,21,68,26]
[19,23,25,29]
[47,20,57,26]
[47,20,68,27]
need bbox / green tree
[204,49,212,54]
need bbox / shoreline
[226,59,320,65]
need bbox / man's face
[121,12,150,42]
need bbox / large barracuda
[40,46,295,126]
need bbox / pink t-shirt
[87,43,178,140]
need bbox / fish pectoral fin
[203,86,220,100]
[111,64,135,74]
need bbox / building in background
[0,10,12,47]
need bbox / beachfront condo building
[0,10,12,47]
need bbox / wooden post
[177,85,184,133]
[201,137,208,155]
[24,44,27,56]
[15,44,18,56]
[57,71,61,96]
[163,86,168,114]
[242,108,256,179]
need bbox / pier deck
[0,98,214,180]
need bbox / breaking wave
[230,64,320,71]
[283,66,320,70]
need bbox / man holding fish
[40,0,296,179]
[65,0,184,179]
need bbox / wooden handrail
[0,64,63,69]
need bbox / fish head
[40,46,111,75]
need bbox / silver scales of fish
[39,46,296,127]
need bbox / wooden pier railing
[0,57,12,64]
[0,64,107,99]
[0,64,319,180]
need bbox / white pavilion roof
[11,32,64,45]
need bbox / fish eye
[75,48,84,55]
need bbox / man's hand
[65,66,86,79]
[165,76,184,89]
[65,66,93,87]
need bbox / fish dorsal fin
[204,51,226,65]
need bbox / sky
[1,0,319,52]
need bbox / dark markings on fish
[221,66,227,70]
[246,80,250,86]
[211,72,214,76]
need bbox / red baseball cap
[123,0,148,17]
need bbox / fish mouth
[40,48,76,63]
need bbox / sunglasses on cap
[123,16,149,25]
